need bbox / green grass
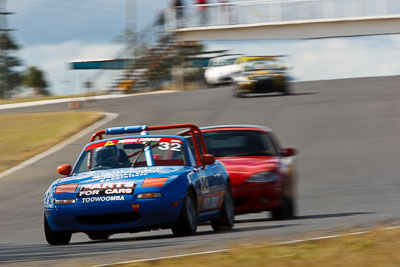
[0,93,104,105]
[0,111,104,173]
[119,227,400,267]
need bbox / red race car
[199,125,298,220]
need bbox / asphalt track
[1,76,400,266]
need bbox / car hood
[216,156,278,183]
[53,166,187,187]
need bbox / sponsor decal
[116,137,181,144]
[78,182,135,197]
[85,137,182,151]
[105,140,116,146]
[90,168,168,180]
[201,195,221,211]
[117,138,141,144]
[85,141,107,151]
[92,171,138,180]
[199,176,210,194]
[82,195,125,203]
[81,167,179,184]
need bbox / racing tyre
[171,189,197,236]
[271,196,295,220]
[211,185,235,231]
[87,232,110,241]
[44,214,71,245]
[233,87,244,98]
[282,84,292,95]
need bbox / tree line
[0,33,49,99]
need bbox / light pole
[125,0,136,69]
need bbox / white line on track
[93,226,400,267]
[275,231,369,245]
[94,249,232,267]
[0,90,177,110]
[381,225,400,231]
[0,112,119,180]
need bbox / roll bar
[90,124,208,166]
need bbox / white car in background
[204,55,242,85]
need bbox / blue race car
[44,124,234,245]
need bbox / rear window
[202,130,277,157]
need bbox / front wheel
[271,196,295,220]
[44,214,71,245]
[282,84,292,95]
[233,86,244,98]
[211,185,235,231]
[171,190,197,236]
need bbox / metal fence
[166,0,400,30]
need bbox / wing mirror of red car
[57,164,72,176]
[281,148,298,157]
[200,154,216,165]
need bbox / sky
[6,0,400,96]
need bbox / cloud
[20,41,124,95]
[8,0,165,46]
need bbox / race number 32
[158,142,182,151]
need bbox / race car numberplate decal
[77,182,136,197]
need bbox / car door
[190,134,225,213]
[184,140,215,213]
[199,162,225,213]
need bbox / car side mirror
[281,148,298,157]
[200,154,216,165]
[57,164,72,176]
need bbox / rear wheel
[87,232,110,241]
[211,185,235,231]
[171,189,197,236]
[44,214,71,245]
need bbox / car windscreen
[74,137,187,174]
[202,130,277,157]
[244,59,282,72]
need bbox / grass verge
[119,227,400,267]
[0,93,103,105]
[0,111,104,173]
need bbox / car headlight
[246,172,278,183]
[137,192,162,199]
[54,199,76,205]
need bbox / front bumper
[45,197,183,232]
[232,182,282,215]
[237,77,286,93]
